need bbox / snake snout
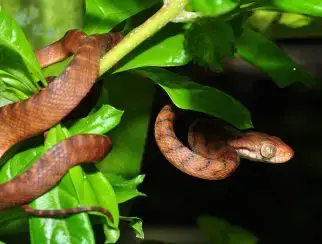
[284,146,295,161]
[274,144,294,163]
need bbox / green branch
[99,0,189,76]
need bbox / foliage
[0,0,320,243]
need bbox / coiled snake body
[155,104,294,180]
[0,30,122,217]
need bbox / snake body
[0,30,122,158]
[155,104,294,180]
[0,30,122,217]
[0,135,112,209]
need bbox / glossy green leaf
[69,105,123,135]
[137,67,252,129]
[278,13,313,28]
[98,73,155,177]
[185,19,234,72]
[0,70,32,101]
[0,7,45,92]
[197,215,258,244]
[84,0,159,34]
[43,124,67,150]
[114,24,190,73]
[191,0,239,16]
[0,90,26,102]
[120,216,144,239]
[76,164,120,242]
[67,154,120,241]
[85,170,119,228]
[235,27,315,88]
[106,174,146,203]
[273,0,322,17]
[246,10,279,32]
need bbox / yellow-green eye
[261,144,276,158]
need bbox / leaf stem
[99,0,189,76]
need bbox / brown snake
[0,30,123,218]
[155,104,294,180]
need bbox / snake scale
[0,30,122,218]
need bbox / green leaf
[0,7,45,92]
[246,10,280,33]
[84,0,159,34]
[278,13,313,28]
[120,216,144,239]
[191,0,239,16]
[0,70,31,101]
[43,124,67,150]
[67,160,120,242]
[97,73,155,177]
[85,170,119,227]
[185,19,235,72]
[114,24,191,73]
[106,174,146,203]
[235,27,315,88]
[69,105,123,135]
[197,215,258,244]
[137,67,252,129]
[273,0,322,17]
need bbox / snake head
[232,132,294,163]
[259,136,294,163]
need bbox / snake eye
[260,143,276,159]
